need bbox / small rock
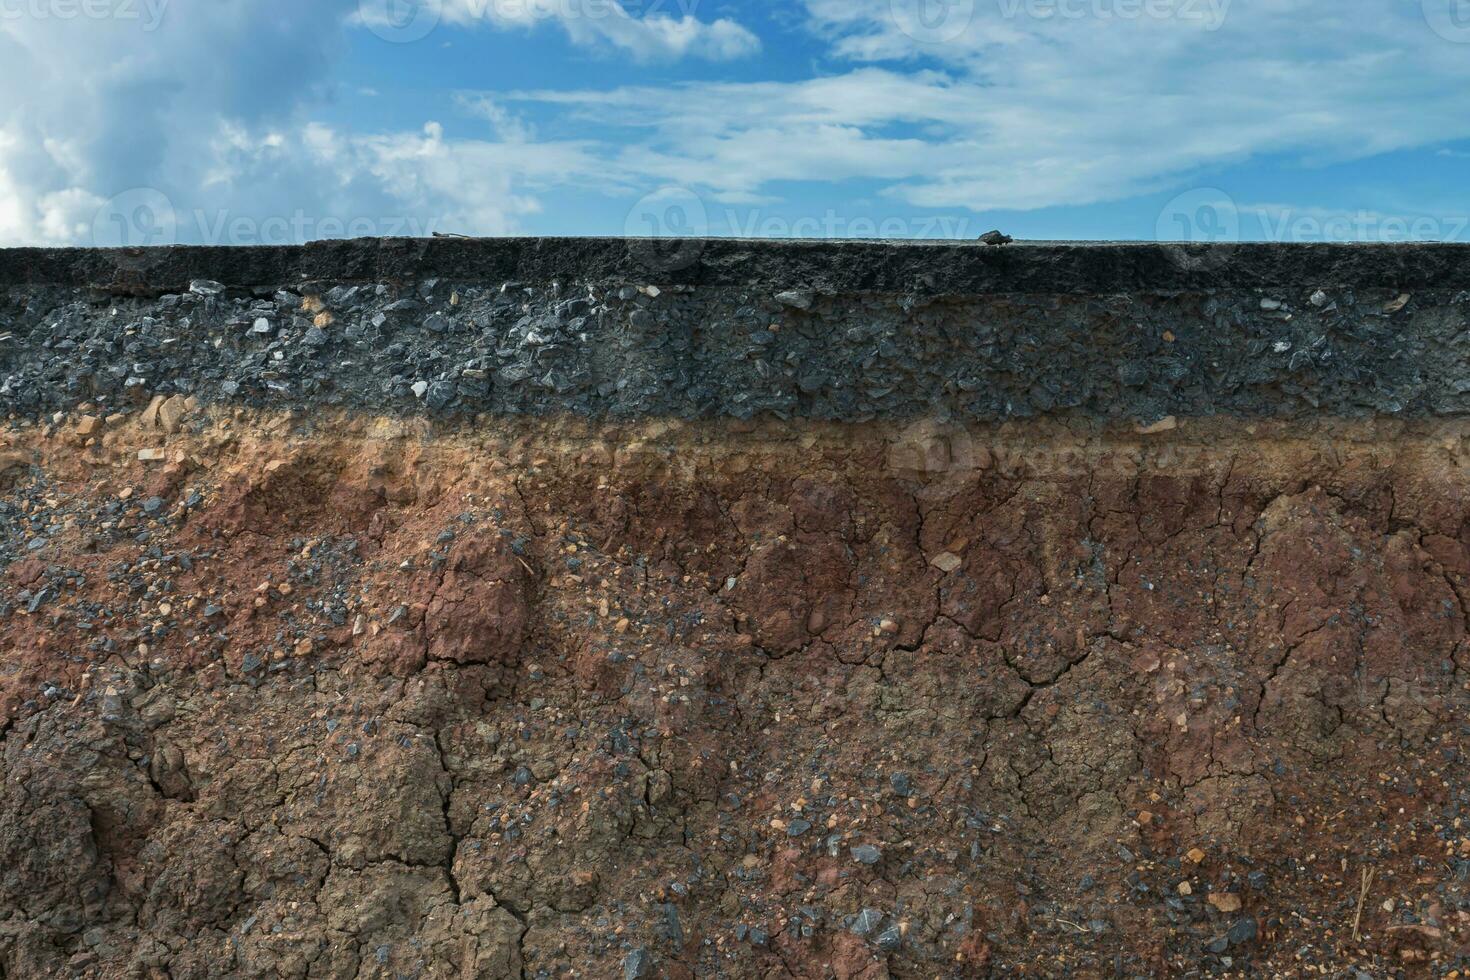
[1227,916,1258,946]
[1207,892,1242,913]
[140,394,166,428]
[1135,415,1179,435]
[875,923,904,951]
[850,908,883,936]
[251,317,273,335]
[138,448,166,462]
[774,289,815,310]
[157,395,188,433]
[189,279,224,297]
[411,381,430,399]
[425,380,456,411]
[851,844,882,865]
[930,551,963,572]
[1309,289,1329,307]
[623,948,652,980]
[978,229,1013,245]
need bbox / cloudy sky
[2,0,1468,246]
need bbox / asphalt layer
[2,239,1469,421]
[3,238,1470,294]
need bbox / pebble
[930,551,963,572]
[1207,892,1242,912]
[850,908,883,936]
[1227,916,1258,946]
[774,289,815,310]
[851,844,882,865]
[623,948,652,980]
[1136,415,1179,435]
[875,923,903,951]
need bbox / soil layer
[2,410,1469,977]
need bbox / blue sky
[2,0,1469,246]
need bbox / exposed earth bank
[2,240,1470,978]
[2,410,1469,977]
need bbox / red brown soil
[1,410,1468,978]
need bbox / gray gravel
[1,241,1469,421]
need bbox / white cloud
[0,1,629,245]
[0,0,349,244]
[438,0,760,61]
[2,0,1468,246]
[512,1,1470,215]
